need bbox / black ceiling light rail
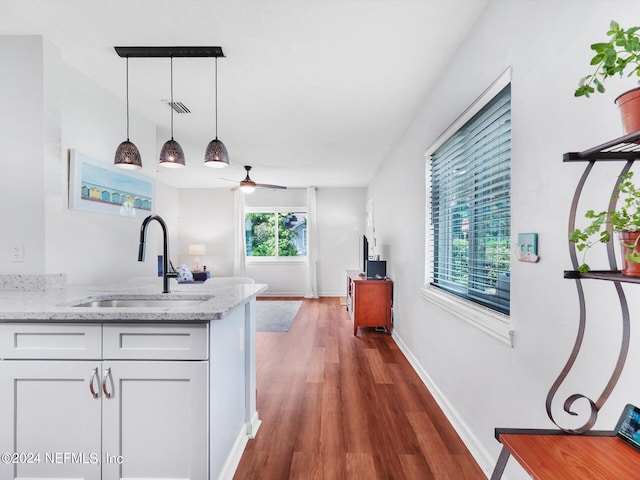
[115,46,225,58]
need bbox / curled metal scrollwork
[546,160,632,433]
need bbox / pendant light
[114,57,142,169]
[204,56,229,168]
[159,57,186,168]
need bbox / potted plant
[570,172,640,275]
[575,20,640,134]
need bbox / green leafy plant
[570,172,640,272]
[575,20,640,98]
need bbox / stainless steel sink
[72,296,213,308]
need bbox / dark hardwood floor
[234,297,485,480]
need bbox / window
[423,70,512,345]
[245,210,308,258]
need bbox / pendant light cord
[170,56,174,140]
[126,56,130,141]
[215,56,218,139]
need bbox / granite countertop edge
[0,282,268,323]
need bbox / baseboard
[258,292,345,297]
[392,331,497,479]
[216,424,250,480]
[257,292,305,297]
[246,411,262,439]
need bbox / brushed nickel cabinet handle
[89,367,99,398]
[102,367,113,398]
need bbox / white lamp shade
[188,244,206,256]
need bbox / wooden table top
[499,431,640,480]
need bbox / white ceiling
[0,0,487,189]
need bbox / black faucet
[138,214,178,293]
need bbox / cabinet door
[0,361,102,480]
[101,361,208,480]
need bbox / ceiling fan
[225,165,287,193]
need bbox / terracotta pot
[615,87,640,135]
[619,231,640,276]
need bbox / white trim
[245,206,307,213]
[245,207,308,259]
[246,411,262,439]
[216,423,249,480]
[424,67,512,158]
[258,292,306,297]
[424,67,513,344]
[246,257,307,264]
[392,331,500,479]
[421,285,513,346]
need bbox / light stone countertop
[0,277,267,323]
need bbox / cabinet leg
[490,446,510,480]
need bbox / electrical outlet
[11,244,24,263]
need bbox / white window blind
[429,83,511,314]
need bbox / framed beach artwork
[68,149,156,218]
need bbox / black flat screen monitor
[362,235,369,274]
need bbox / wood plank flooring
[234,297,485,480]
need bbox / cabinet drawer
[103,324,208,360]
[0,323,102,359]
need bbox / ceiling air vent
[165,101,191,114]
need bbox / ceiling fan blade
[255,183,287,189]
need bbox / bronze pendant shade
[204,56,229,168]
[158,139,186,168]
[114,47,226,170]
[114,57,142,169]
[159,57,186,168]
[204,138,229,167]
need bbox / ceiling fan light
[204,138,229,168]
[240,180,256,193]
[158,139,186,168]
[114,140,142,169]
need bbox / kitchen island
[0,278,266,480]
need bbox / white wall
[316,188,365,295]
[55,41,176,285]
[176,188,235,274]
[178,187,365,295]
[0,36,46,274]
[0,35,362,294]
[367,1,640,478]
[0,35,178,286]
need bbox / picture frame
[68,149,156,218]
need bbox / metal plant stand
[490,131,640,479]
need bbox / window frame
[422,68,513,346]
[245,207,308,263]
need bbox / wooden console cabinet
[346,270,392,336]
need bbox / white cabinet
[0,360,102,480]
[0,323,208,480]
[102,323,208,360]
[0,323,102,359]
[102,361,207,480]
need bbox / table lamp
[188,244,206,271]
